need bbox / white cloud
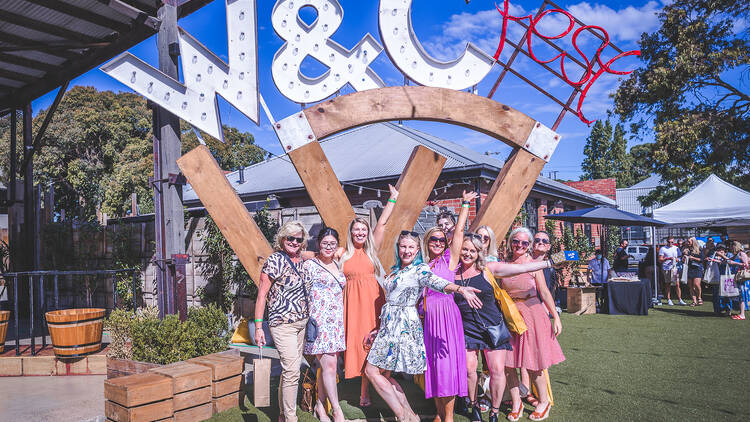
[562,1,662,43]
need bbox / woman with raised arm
[500,228,565,422]
[254,221,309,422]
[340,184,398,406]
[422,190,478,422]
[303,227,346,422]
[364,231,483,422]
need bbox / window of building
[524,199,538,230]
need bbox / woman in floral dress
[365,231,482,422]
[303,227,346,422]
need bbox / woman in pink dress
[501,227,564,422]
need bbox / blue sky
[31,0,667,180]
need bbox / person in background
[421,190,477,422]
[502,228,564,422]
[437,210,458,242]
[476,225,500,262]
[303,227,346,422]
[587,249,611,285]
[725,241,749,320]
[254,221,309,422]
[532,231,559,313]
[682,237,705,306]
[710,244,733,315]
[614,240,630,273]
[659,236,685,306]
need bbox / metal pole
[23,103,34,272]
[40,275,45,349]
[53,274,59,311]
[29,275,34,356]
[652,226,658,303]
[9,109,17,271]
[112,274,118,310]
[14,275,19,356]
[132,270,138,313]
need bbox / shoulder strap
[311,258,344,291]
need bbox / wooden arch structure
[177,86,559,282]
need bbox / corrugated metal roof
[0,0,212,112]
[183,122,607,206]
[616,174,662,215]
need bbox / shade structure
[653,174,750,227]
[546,205,667,227]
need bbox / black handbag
[460,271,512,349]
[280,254,318,343]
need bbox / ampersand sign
[271,0,385,103]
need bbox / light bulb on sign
[378,0,495,90]
[270,0,385,103]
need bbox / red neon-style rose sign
[493,0,640,124]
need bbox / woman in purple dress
[421,190,477,422]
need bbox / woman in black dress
[682,237,705,306]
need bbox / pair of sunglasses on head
[511,237,550,248]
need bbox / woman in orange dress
[340,185,397,406]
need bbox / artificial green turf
[209,300,750,421]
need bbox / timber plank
[469,148,545,239]
[105,398,173,422]
[212,374,243,398]
[174,402,213,422]
[187,354,243,381]
[173,386,211,411]
[304,86,535,148]
[377,146,446,269]
[287,141,355,237]
[177,146,273,284]
[151,362,212,394]
[212,391,241,414]
[104,372,173,408]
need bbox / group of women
[254,186,565,422]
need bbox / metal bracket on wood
[273,111,317,153]
[103,0,161,31]
[522,122,561,162]
[149,173,187,190]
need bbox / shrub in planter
[105,304,230,365]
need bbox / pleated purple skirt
[423,289,468,398]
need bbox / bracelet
[461,204,470,208]
[253,318,263,323]
[388,198,397,204]
[462,200,471,205]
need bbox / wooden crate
[187,354,243,381]
[105,398,173,422]
[107,357,162,379]
[105,372,173,407]
[151,362,212,394]
[172,386,211,411]
[567,287,598,315]
[174,403,213,422]
[212,391,241,415]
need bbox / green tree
[580,119,613,180]
[0,86,269,221]
[614,0,750,205]
[610,123,634,188]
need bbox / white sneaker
[678,300,687,305]
[667,300,674,306]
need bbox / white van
[626,245,650,266]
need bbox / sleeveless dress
[303,259,346,355]
[342,248,386,378]
[367,263,451,373]
[454,272,511,351]
[503,272,565,371]
[422,249,468,398]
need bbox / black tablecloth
[602,280,650,315]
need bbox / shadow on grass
[652,307,722,318]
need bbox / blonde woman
[254,221,309,422]
[340,185,395,406]
[476,225,499,262]
[683,237,705,306]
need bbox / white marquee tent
[653,174,750,227]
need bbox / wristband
[254,318,263,323]
[388,198,397,204]
[462,204,470,209]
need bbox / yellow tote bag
[530,369,555,406]
[484,269,527,335]
[231,317,252,344]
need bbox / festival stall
[653,174,750,227]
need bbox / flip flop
[731,314,746,320]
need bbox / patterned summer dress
[367,262,451,374]
[303,259,346,355]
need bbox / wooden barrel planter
[45,308,106,358]
[0,310,9,354]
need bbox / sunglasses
[400,230,419,237]
[320,241,338,249]
[465,233,483,241]
[286,236,304,244]
[511,239,530,248]
[428,235,446,244]
[533,238,550,245]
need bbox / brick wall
[562,178,616,199]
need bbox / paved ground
[0,375,106,422]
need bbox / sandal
[523,395,539,407]
[489,406,500,422]
[506,403,523,421]
[731,314,746,320]
[529,402,551,421]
